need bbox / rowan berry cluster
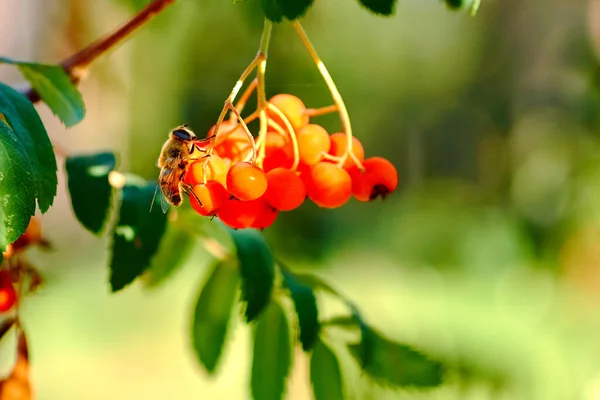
[184,93,398,230]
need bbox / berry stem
[267,103,300,170]
[25,0,176,102]
[229,78,258,124]
[256,19,273,167]
[208,55,263,155]
[291,21,364,170]
[305,105,338,118]
[227,103,258,163]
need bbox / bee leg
[180,182,203,207]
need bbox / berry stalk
[256,19,273,166]
[267,103,300,170]
[291,21,364,170]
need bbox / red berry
[217,198,261,229]
[350,157,399,201]
[264,168,306,211]
[189,181,228,216]
[267,94,309,131]
[226,162,268,201]
[0,271,16,313]
[297,124,330,166]
[185,155,229,188]
[303,162,352,208]
[251,200,279,229]
[329,133,365,170]
[263,132,293,172]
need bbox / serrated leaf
[109,181,168,292]
[143,222,196,287]
[281,268,319,351]
[227,228,274,322]
[311,338,344,400]
[0,84,57,214]
[261,0,313,22]
[65,152,116,234]
[348,328,443,388]
[192,260,239,374]
[251,301,292,400]
[0,57,86,127]
[0,120,36,245]
[358,0,396,16]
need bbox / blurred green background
[3,0,600,399]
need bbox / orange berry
[0,271,16,313]
[263,131,293,172]
[217,198,260,229]
[226,162,268,201]
[350,157,399,202]
[251,200,279,229]
[185,155,229,187]
[189,181,228,216]
[268,94,309,131]
[329,133,365,170]
[12,216,42,253]
[212,125,252,162]
[297,124,330,166]
[264,168,306,211]
[303,162,352,208]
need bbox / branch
[26,0,176,102]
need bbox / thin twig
[25,0,176,102]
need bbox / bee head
[171,126,196,142]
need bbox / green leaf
[357,0,396,16]
[310,338,344,400]
[143,222,196,287]
[251,301,292,400]
[0,83,58,214]
[109,181,168,292]
[192,260,239,374]
[281,268,319,351]
[0,120,36,245]
[261,0,313,22]
[0,57,86,127]
[227,228,274,322]
[348,328,444,388]
[65,152,116,234]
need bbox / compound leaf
[251,301,292,400]
[0,83,57,214]
[281,268,319,351]
[227,228,274,322]
[109,181,168,292]
[357,0,396,16]
[192,260,240,374]
[0,120,36,245]
[311,338,344,400]
[0,57,85,127]
[348,327,444,388]
[65,152,116,234]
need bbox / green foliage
[0,83,57,215]
[65,153,116,234]
[357,0,396,16]
[0,120,36,245]
[192,260,240,374]
[251,301,292,400]
[310,338,345,400]
[281,268,319,351]
[227,228,274,322]
[444,0,464,9]
[109,181,168,292]
[0,57,85,127]
[349,327,444,388]
[143,222,196,287]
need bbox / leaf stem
[291,21,363,170]
[26,0,177,102]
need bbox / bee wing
[152,168,180,214]
[159,189,171,214]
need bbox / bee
[153,124,211,213]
